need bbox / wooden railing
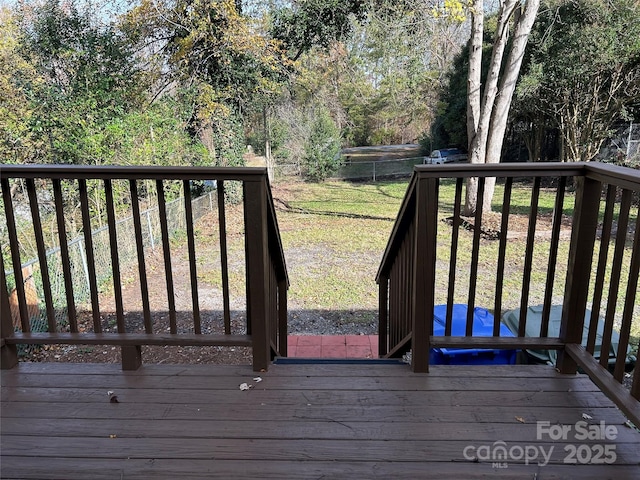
[0,165,288,372]
[377,162,640,426]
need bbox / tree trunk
[464,0,484,216]
[484,0,540,208]
[463,0,540,214]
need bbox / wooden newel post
[557,176,601,374]
[1,254,18,370]
[244,178,271,372]
[412,176,439,373]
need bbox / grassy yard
[270,177,639,352]
[180,176,638,351]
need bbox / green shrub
[302,108,342,181]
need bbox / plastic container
[430,304,517,365]
[502,305,636,368]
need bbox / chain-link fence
[273,157,426,182]
[4,190,217,337]
[332,157,426,181]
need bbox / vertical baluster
[466,177,485,336]
[278,279,288,356]
[52,180,77,331]
[129,179,152,333]
[494,177,513,336]
[156,180,177,334]
[540,176,567,337]
[399,242,404,346]
[378,275,388,357]
[183,180,201,334]
[600,190,632,369]
[614,210,639,381]
[104,180,124,333]
[1,178,28,332]
[217,181,232,335]
[390,259,397,348]
[25,179,56,332]
[445,178,463,336]
[587,185,616,354]
[78,179,101,332]
[518,176,541,337]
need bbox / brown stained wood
[0,164,270,181]
[600,189,632,369]
[633,358,640,400]
[25,179,56,332]
[518,176,541,337]
[5,457,640,480]
[431,336,565,350]
[467,177,485,336]
[243,179,270,371]
[567,344,640,429]
[446,177,463,336]
[557,176,601,374]
[278,280,287,356]
[412,176,438,372]
[52,179,77,331]
[2,402,626,424]
[121,345,142,371]
[587,184,616,354]
[1,177,29,332]
[376,175,417,281]
[614,211,640,382]
[182,180,201,334]
[494,177,513,336]
[78,179,101,332]
[155,180,177,334]
[541,176,566,337]
[378,276,388,357]
[104,180,125,333]
[0,254,18,369]
[128,179,152,333]
[0,362,575,377]
[217,181,232,335]
[2,363,640,479]
[4,436,640,463]
[1,385,615,409]
[4,332,251,347]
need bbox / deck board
[2,362,639,479]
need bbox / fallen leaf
[582,413,593,420]
[515,416,525,423]
[109,434,117,439]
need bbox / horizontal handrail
[0,164,269,181]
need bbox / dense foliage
[1,0,638,178]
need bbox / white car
[423,148,468,164]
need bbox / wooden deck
[2,362,640,479]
